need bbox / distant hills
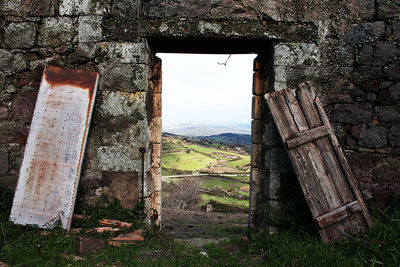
[163,122,250,136]
[200,133,251,146]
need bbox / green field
[200,177,248,193]
[162,135,250,174]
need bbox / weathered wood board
[10,66,99,230]
[265,82,373,242]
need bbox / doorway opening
[157,53,255,241]
[147,38,273,241]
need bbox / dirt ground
[161,208,248,247]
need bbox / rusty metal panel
[10,66,99,230]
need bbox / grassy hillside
[161,134,250,175]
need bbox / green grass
[200,177,247,191]
[162,151,214,171]
[200,194,249,212]
[162,137,250,173]
[1,188,400,266]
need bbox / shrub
[162,178,201,210]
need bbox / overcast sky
[157,53,256,126]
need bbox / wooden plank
[265,91,299,141]
[10,66,99,230]
[301,82,374,229]
[286,126,328,149]
[282,89,309,133]
[316,201,362,229]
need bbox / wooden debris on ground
[71,227,120,234]
[71,215,134,234]
[107,230,144,246]
[98,219,133,228]
[265,82,374,243]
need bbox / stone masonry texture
[0,0,399,227]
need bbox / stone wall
[0,0,399,227]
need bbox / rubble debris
[107,230,144,247]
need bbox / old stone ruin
[0,0,399,241]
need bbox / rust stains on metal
[44,66,98,101]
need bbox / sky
[157,53,257,126]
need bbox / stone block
[78,16,103,43]
[252,119,264,144]
[377,3,399,19]
[98,91,146,118]
[389,124,400,146]
[385,63,400,80]
[332,103,373,124]
[358,125,388,148]
[252,71,268,96]
[252,143,263,169]
[0,121,28,144]
[106,171,140,209]
[352,66,384,84]
[151,143,161,169]
[151,60,162,94]
[372,41,398,67]
[358,44,373,65]
[152,93,161,118]
[29,0,59,16]
[93,42,149,64]
[252,167,263,187]
[345,22,385,44]
[150,118,162,144]
[263,119,282,147]
[252,96,264,120]
[60,0,111,15]
[274,66,286,85]
[265,147,291,173]
[355,0,375,20]
[253,57,261,71]
[375,106,400,123]
[99,63,148,92]
[68,43,95,64]
[274,43,320,66]
[376,90,393,105]
[0,107,9,120]
[5,22,36,49]
[274,82,286,91]
[11,88,38,123]
[97,145,145,172]
[392,21,400,42]
[150,167,161,191]
[149,191,161,225]
[3,0,33,16]
[361,80,379,93]
[209,0,256,20]
[389,83,400,102]
[0,50,15,75]
[38,17,75,47]
[264,172,281,200]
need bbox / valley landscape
[160,131,252,242]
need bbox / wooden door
[10,66,99,230]
[265,82,373,242]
